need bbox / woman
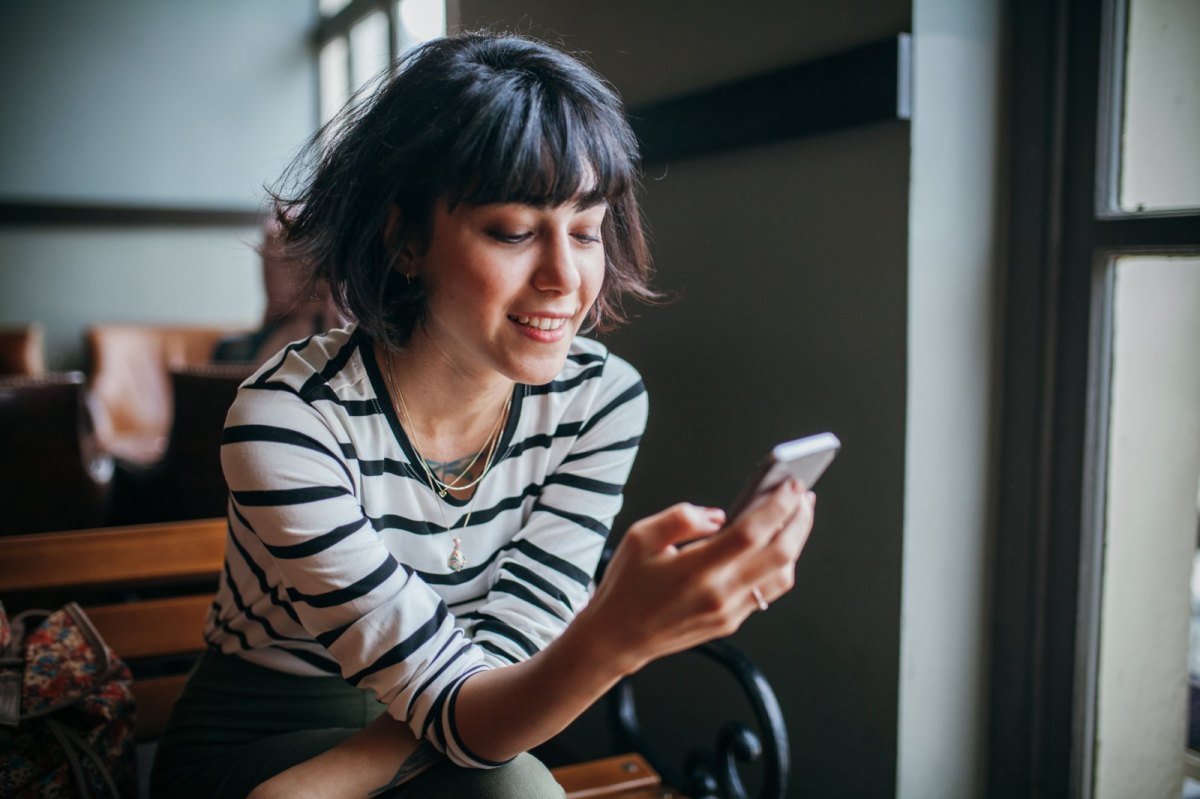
[152,31,816,799]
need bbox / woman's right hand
[583,479,816,675]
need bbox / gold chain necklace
[382,352,511,572]
[395,387,510,498]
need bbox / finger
[735,492,816,599]
[630,503,725,553]
[694,480,803,564]
[768,491,816,556]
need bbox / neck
[377,339,514,463]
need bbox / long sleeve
[206,327,648,768]
[218,351,494,766]
[466,353,647,667]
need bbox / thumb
[632,503,725,553]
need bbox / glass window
[319,36,350,127]
[1091,256,1200,798]
[349,10,391,94]
[315,1,447,127]
[1118,0,1200,212]
[397,0,446,51]
[319,0,352,15]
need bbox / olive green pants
[150,651,563,799]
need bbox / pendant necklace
[384,352,510,572]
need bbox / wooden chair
[109,363,255,526]
[85,324,250,465]
[0,323,46,376]
[0,372,112,535]
[0,519,678,798]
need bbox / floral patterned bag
[0,601,136,798]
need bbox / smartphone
[727,432,841,520]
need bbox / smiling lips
[508,313,573,342]
[509,315,569,331]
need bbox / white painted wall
[0,0,318,368]
[1094,258,1200,799]
[898,0,1001,796]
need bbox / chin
[505,347,573,386]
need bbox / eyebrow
[573,198,609,212]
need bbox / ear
[383,205,415,273]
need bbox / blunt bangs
[438,63,639,211]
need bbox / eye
[572,230,602,245]
[488,230,532,244]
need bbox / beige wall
[457,3,911,795]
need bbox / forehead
[446,197,609,221]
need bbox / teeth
[513,316,567,331]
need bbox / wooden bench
[0,519,677,798]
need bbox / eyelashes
[486,230,602,245]
[488,230,532,244]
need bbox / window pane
[1119,0,1200,211]
[319,0,352,16]
[319,36,350,126]
[398,0,446,52]
[1093,256,1200,799]
[350,10,390,95]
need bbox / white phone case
[728,432,841,519]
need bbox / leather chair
[85,324,249,465]
[109,362,254,525]
[0,324,47,376]
[0,372,113,535]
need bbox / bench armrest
[606,639,789,799]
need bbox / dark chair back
[0,324,46,376]
[154,363,254,521]
[0,372,112,535]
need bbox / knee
[467,753,565,799]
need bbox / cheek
[582,256,607,307]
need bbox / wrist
[566,596,649,681]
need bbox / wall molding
[2,35,911,226]
[629,34,911,166]
[0,199,261,227]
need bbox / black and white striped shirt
[206,325,647,767]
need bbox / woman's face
[409,199,608,386]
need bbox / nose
[531,230,582,295]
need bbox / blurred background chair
[108,362,254,525]
[212,214,343,367]
[0,323,47,376]
[0,372,112,535]
[85,323,249,465]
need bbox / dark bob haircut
[270,31,657,347]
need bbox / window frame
[990,0,1200,796]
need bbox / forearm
[452,601,643,764]
[249,713,422,799]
